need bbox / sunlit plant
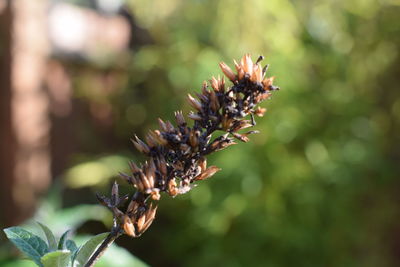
[4,54,279,267]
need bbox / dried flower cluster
[97,54,279,238]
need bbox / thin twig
[84,226,122,267]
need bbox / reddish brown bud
[123,216,136,237]
[241,54,253,77]
[188,112,202,121]
[187,94,202,111]
[194,166,221,181]
[219,62,236,82]
[174,111,186,126]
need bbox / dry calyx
[96,54,279,237]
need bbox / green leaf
[3,227,49,267]
[66,239,78,266]
[92,243,148,267]
[58,230,70,250]
[41,250,71,267]
[66,239,78,253]
[37,222,57,251]
[74,233,109,267]
[71,245,82,267]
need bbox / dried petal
[241,54,253,77]
[123,216,136,237]
[188,112,202,121]
[187,94,202,111]
[174,111,186,126]
[232,132,250,142]
[198,157,207,172]
[194,166,221,181]
[219,62,236,82]
[254,107,267,117]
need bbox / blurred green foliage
[70,0,400,266]
[5,0,400,266]
[111,1,399,266]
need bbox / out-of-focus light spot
[168,65,191,89]
[126,104,146,126]
[343,140,367,163]
[241,173,262,197]
[191,184,212,207]
[66,162,111,188]
[275,121,297,143]
[323,79,354,105]
[135,47,160,71]
[223,194,246,217]
[48,4,88,53]
[332,32,354,54]
[208,212,229,235]
[96,0,123,14]
[351,117,375,139]
[65,155,129,188]
[305,141,329,166]
[48,2,131,60]
[307,6,334,43]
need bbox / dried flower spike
[97,54,279,240]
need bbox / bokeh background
[1,0,400,266]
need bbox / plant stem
[84,226,122,267]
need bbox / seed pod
[209,89,220,112]
[129,161,141,174]
[210,76,220,92]
[145,132,157,148]
[231,120,253,132]
[131,135,150,154]
[221,115,233,131]
[174,111,186,126]
[150,130,168,146]
[251,64,263,83]
[165,121,175,132]
[189,130,200,148]
[127,200,139,214]
[241,54,253,77]
[198,157,207,172]
[139,204,157,234]
[157,156,168,177]
[158,118,168,132]
[119,172,134,185]
[123,216,136,237]
[201,81,209,96]
[232,132,250,142]
[194,166,221,181]
[136,213,146,233]
[219,62,236,82]
[262,77,275,90]
[188,112,202,121]
[187,94,202,111]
